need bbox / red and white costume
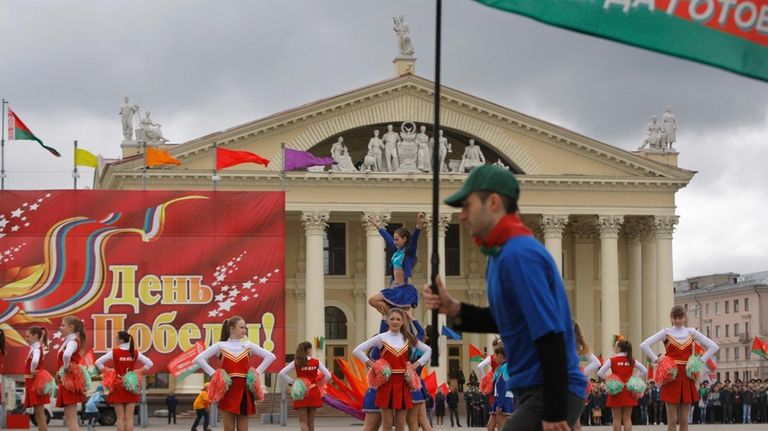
[57,334,85,407]
[597,353,647,407]
[95,343,154,404]
[278,356,332,409]
[194,340,276,415]
[475,354,499,378]
[25,342,50,407]
[641,326,718,404]
[353,331,431,410]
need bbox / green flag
[475,0,768,82]
[7,108,61,157]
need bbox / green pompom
[686,355,703,379]
[123,371,140,394]
[246,369,257,390]
[80,365,92,393]
[383,368,392,379]
[626,376,646,396]
[605,377,624,395]
[291,379,308,400]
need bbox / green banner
[475,0,768,82]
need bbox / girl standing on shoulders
[598,339,647,431]
[640,305,718,431]
[278,341,331,431]
[25,326,51,431]
[353,308,432,431]
[194,315,276,431]
[95,331,154,431]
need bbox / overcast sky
[2,0,767,280]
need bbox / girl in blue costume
[361,343,382,431]
[487,342,514,431]
[366,212,426,314]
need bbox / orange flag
[146,146,181,167]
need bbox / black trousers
[167,408,176,424]
[501,389,584,431]
[191,409,209,431]
[449,407,461,426]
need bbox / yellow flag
[74,148,98,168]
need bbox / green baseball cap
[444,164,519,207]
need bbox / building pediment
[100,74,694,189]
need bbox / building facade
[99,62,694,392]
[675,271,768,382]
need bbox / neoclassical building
[99,59,694,387]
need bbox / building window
[734,370,739,381]
[735,323,740,335]
[325,306,348,340]
[735,347,739,360]
[324,223,346,275]
[684,303,688,312]
[745,321,749,337]
[706,303,710,316]
[716,351,721,362]
[445,224,461,276]
[706,326,710,337]
[715,302,720,315]
[744,298,749,311]
[725,300,729,314]
[715,325,720,337]
[146,373,170,389]
[725,347,730,361]
[725,371,730,382]
[745,346,750,360]
[734,299,739,312]
[725,324,729,337]
[384,223,403,277]
[695,307,700,318]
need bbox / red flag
[216,147,269,170]
[469,344,486,363]
[7,108,61,157]
[752,337,768,360]
[438,383,449,396]
[168,341,206,379]
[423,371,438,399]
[695,344,717,370]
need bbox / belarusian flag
[469,343,486,363]
[7,108,61,157]
[752,336,768,360]
[474,0,768,82]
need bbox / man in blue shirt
[424,164,586,431]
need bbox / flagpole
[73,140,79,190]
[142,140,147,191]
[1,98,6,190]
[429,0,442,368]
[280,143,286,191]
[212,141,219,191]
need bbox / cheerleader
[278,341,331,431]
[597,339,647,431]
[366,212,425,314]
[353,308,431,431]
[25,327,50,431]
[487,343,514,431]
[640,305,718,431]
[476,338,500,431]
[573,321,600,431]
[361,344,382,431]
[57,316,87,431]
[194,315,276,431]
[95,331,153,431]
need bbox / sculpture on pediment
[458,139,485,172]
[662,106,677,149]
[139,111,168,145]
[364,129,385,172]
[382,124,400,172]
[393,15,415,57]
[494,159,509,170]
[119,96,139,141]
[397,121,419,172]
[416,125,431,172]
[642,115,662,150]
[432,130,451,172]
[330,137,358,172]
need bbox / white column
[295,234,307,344]
[624,220,643,350]
[598,215,623,358]
[541,215,568,274]
[302,210,329,362]
[573,223,596,353]
[641,219,658,338]
[363,212,390,338]
[427,214,451,385]
[654,216,679,331]
[353,289,367,346]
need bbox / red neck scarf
[474,213,533,256]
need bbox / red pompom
[208,369,231,403]
[654,356,678,386]
[405,362,422,391]
[246,368,264,402]
[480,372,494,395]
[60,363,87,394]
[366,359,392,389]
[32,369,56,397]
[101,368,117,392]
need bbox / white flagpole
[73,140,79,190]
[142,140,148,190]
[280,142,286,191]
[212,141,220,191]
[1,98,7,190]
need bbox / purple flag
[284,148,336,172]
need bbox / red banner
[0,190,285,374]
